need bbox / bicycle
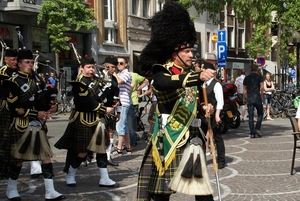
[56,89,74,114]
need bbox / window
[104,0,115,21]
[105,28,116,43]
[237,21,245,48]
[32,27,50,52]
[157,0,164,11]
[206,32,210,52]
[227,27,234,47]
[238,29,244,48]
[142,0,149,17]
[132,0,139,15]
[23,0,35,4]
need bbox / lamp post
[292,31,300,89]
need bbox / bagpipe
[15,26,58,111]
[68,41,119,107]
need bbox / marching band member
[136,2,215,201]
[0,49,18,179]
[55,56,118,188]
[101,56,120,166]
[1,49,65,201]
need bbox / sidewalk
[0,112,299,200]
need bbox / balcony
[0,0,42,15]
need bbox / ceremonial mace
[202,84,222,201]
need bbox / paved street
[0,109,300,201]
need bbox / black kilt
[0,105,10,139]
[106,115,116,132]
[137,126,205,200]
[54,116,97,153]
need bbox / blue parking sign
[217,42,227,62]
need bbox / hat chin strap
[175,51,190,69]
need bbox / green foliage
[178,0,300,63]
[37,0,96,53]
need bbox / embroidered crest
[80,87,84,92]
[9,92,13,98]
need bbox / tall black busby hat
[80,57,95,66]
[17,49,33,60]
[5,49,18,57]
[139,1,196,75]
[104,55,118,66]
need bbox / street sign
[218,30,226,42]
[217,61,226,68]
[217,42,227,61]
[217,30,227,68]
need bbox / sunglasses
[118,62,124,65]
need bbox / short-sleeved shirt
[243,73,264,103]
[130,72,145,105]
[296,106,300,118]
[117,69,132,107]
[235,74,245,94]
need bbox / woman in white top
[263,73,275,120]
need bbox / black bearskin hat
[139,1,196,75]
[81,57,95,66]
[5,49,18,57]
[17,49,33,61]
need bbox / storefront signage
[0,27,11,38]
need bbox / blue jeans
[116,106,130,136]
[127,104,137,147]
[247,100,263,134]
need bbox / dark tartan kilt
[54,117,96,153]
[106,115,116,132]
[0,106,10,140]
[137,126,205,200]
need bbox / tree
[178,0,300,88]
[37,0,96,75]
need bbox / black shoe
[107,159,119,166]
[8,197,21,201]
[99,183,119,188]
[66,183,76,187]
[31,173,42,178]
[218,163,227,169]
[45,195,67,201]
[255,130,262,137]
[250,134,255,138]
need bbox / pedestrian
[101,55,121,166]
[199,60,226,169]
[243,64,264,138]
[48,72,56,88]
[1,49,65,201]
[130,71,148,147]
[263,73,275,120]
[138,79,157,137]
[111,57,133,154]
[235,69,247,122]
[54,56,117,188]
[136,2,215,200]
